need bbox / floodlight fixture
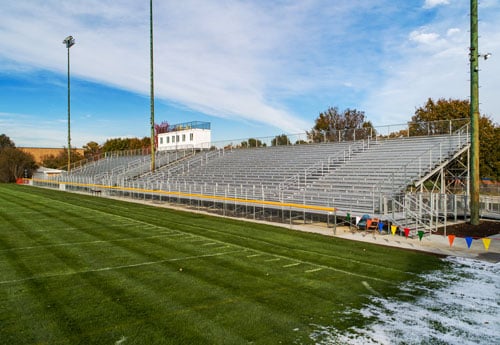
[63,35,75,49]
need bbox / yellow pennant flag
[482,238,491,251]
[391,225,397,236]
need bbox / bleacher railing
[278,140,369,191]
[147,148,227,181]
[376,123,471,233]
[204,118,470,150]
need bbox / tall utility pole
[63,35,75,173]
[150,0,156,172]
[469,0,480,225]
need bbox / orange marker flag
[482,238,491,251]
[448,234,456,247]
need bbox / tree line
[0,134,37,182]
[305,99,498,180]
[0,98,498,182]
[39,137,151,171]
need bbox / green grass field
[0,184,446,344]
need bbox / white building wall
[157,128,211,151]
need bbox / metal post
[67,46,71,172]
[62,36,75,172]
[333,210,337,235]
[469,0,480,225]
[150,0,156,172]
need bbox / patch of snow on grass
[311,257,500,344]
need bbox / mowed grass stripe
[0,186,432,284]
[0,220,201,282]
[3,251,254,344]
[2,188,433,282]
[0,250,242,285]
[0,223,239,284]
[2,188,400,283]
[40,195,416,280]
[1,190,247,285]
[0,185,447,344]
[6,187,423,279]
[0,232,188,253]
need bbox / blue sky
[1,0,499,148]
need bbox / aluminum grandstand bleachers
[33,121,477,237]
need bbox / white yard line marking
[186,238,208,243]
[115,336,127,345]
[362,281,381,296]
[305,268,323,273]
[283,263,301,268]
[0,250,241,285]
[163,233,187,237]
[246,254,262,258]
[213,246,231,250]
[264,258,281,262]
[202,242,219,246]
[246,251,391,283]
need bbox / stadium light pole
[469,1,492,225]
[149,0,156,172]
[469,0,480,225]
[63,35,75,173]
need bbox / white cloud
[446,28,460,37]
[423,0,450,9]
[362,0,500,126]
[409,30,441,45]
[0,0,312,136]
[0,112,67,148]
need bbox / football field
[0,184,445,344]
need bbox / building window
[166,137,169,144]
[172,135,175,143]
[176,135,180,142]
[182,134,186,142]
[190,133,194,141]
[160,137,163,144]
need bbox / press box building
[157,121,211,151]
